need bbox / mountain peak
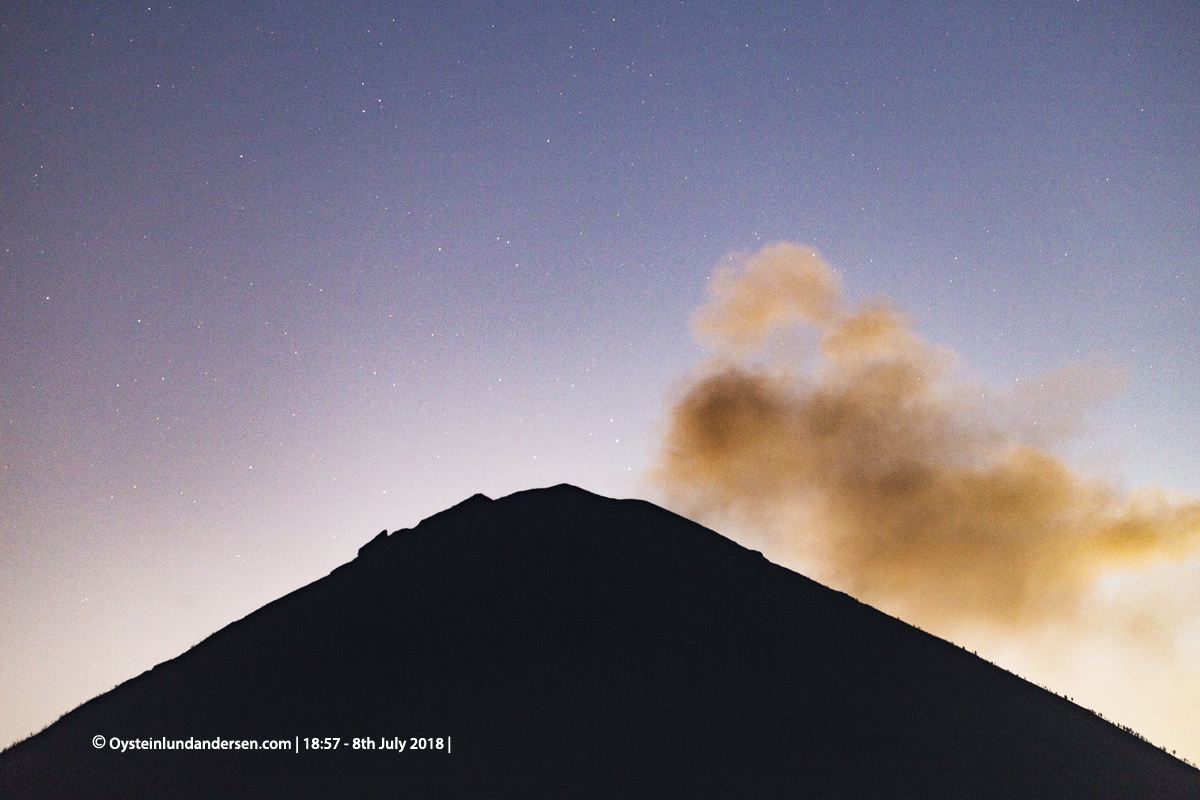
[4,486,1197,798]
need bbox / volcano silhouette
[3,485,1197,798]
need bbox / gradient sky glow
[3,1,1199,759]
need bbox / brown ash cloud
[652,242,1200,627]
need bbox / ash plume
[652,242,1200,627]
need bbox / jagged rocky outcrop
[3,485,1197,798]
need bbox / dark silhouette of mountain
[3,485,1198,798]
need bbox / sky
[2,0,1199,761]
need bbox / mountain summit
[3,485,1197,798]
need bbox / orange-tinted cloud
[652,243,1200,626]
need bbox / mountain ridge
[3,484,1197,798]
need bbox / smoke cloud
[653,242,1200,627]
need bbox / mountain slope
[3,484,1197,798]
